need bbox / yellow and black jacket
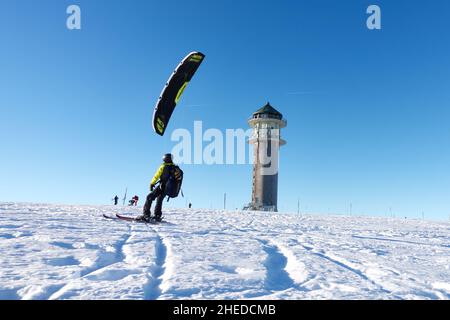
[151,162,175,187]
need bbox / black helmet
[162,153,173,163]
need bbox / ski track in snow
[48,226,133,300]
[260,240,307,293]
[297,242,397,298]
[142,223,171,300]
[0,202,449,300]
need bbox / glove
[150,184,155,192]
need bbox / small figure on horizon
[132,195,139,206]
[189,203,192,209]
[113,195,119,206]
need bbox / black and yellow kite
[152,52,205,136]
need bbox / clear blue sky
[1,0,449,220]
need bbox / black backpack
[165,165,183,198]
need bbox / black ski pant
[143,186,165,218]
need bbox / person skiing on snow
[113,195,119,206]
[136,153,179,222]
[127,195,139,206]
[132,195,139,206]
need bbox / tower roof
[252,102,283,120]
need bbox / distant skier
[113,195,119,206]
[189,203,192,209]
[136,153,183,222]
[132,195,139,206]
[128,197,138,206]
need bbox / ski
[103,214,117,220]
[116,214,165,224]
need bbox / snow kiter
[152,52,205,136]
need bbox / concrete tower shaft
[248,103,286,212]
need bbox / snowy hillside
[0,202,449,300]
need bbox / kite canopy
[152,52,205,136]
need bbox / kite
[152,52,205,136]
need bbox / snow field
[0,202,449,300]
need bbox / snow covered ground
[0,202,449,300]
